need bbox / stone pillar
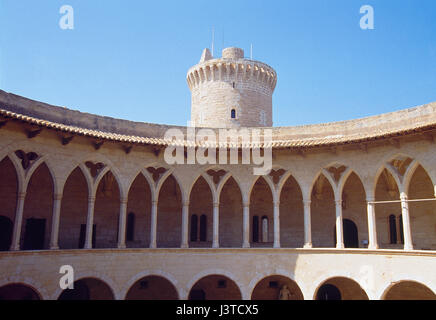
[49,193,63,250]
[84,196,95,249]
[366,196,378,249]
[335,199,344,249]
[400,194,413,251]
[181,201,189,248]
[150,200,158,248]
[212,202,219,248]
[303,200,312,248]
[117,197,128,249]
[243,202,250,248]
[10,191,26,251]
[273,201,280,248]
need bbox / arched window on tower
[190,215,198,242]
[199,214,207,242]
[231,109,236,119]
[261,216,268,243]
[389,214,397,244]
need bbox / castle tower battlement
[187,47,277,128]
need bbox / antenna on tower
[250,44,253,60]
[211,27,215,57]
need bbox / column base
[368,244,379,250]
[212,243,219,248]
[117,244,126,249]
[149,243,157,249]
[181,244,189,249]
[273,242,281,249]
[336,243,345,249]
[50,246,60,250]
[404,245,414,251]
[10,245,20,251]
[242,242,250,248]
[303,243,312,249]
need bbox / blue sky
[0,0,435,127]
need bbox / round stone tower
[187,47,277,128]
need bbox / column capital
[88,196,96,202]
[400,194,408,201]
[53,194,63,201]
[183,201,190,207]
[335,199,343,206]
[213,202,219,208]
[120,197,128,204]
[273,201,280,206]
[152,200,158,206]
[18,192,26,200]
[243,202,250,208]
[303,199,311,206]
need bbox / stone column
[84,196,95,249]
[181,201,189,248]
[366,196,378,249]
[303,200,312,248]
[212,202,219,248]
[243,202,250,248]
[10,191,26,251]
[335,199,344,249]
[400,194,413,251]
[273,200,280,248]
[117,197,128,249]
[150,200,158,248]
[49,193,63,250]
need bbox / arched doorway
[125,276,179,300]
[94,171,120,248]
[341,172,367,248]
[22,163,53,250]
[157,175,182,248]
[279,175,304,248]
[59,167,88,249]
[189,275,241,300]
[126,173,152,248]
[315,277,369,300]
[0,284,40,300]
[251,275,304,300]
[334,219,359,248]
[219,177,243,248]
[58,278,114,300]
[189,176,213,247]
[311,174,335,247]
[384,281,436,300]
[0,216,13,251]
[250,177,273,247]
[375,168,402,249]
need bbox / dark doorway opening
[0,216,13,251]
[316,284,341,300]
[334,219,359,248]
[22,218,46,250]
